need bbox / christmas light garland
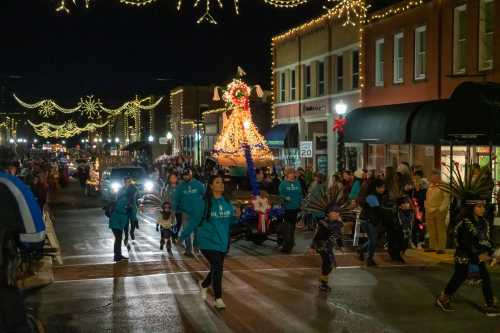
[50,0,372,26]
[14,94,163,119]
[28,119,109,138]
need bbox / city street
[25,181,500,333]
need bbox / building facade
[169,86,212,163]
[272,17,362,177]
[357,0,500,176]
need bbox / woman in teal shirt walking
[180,175,240,309]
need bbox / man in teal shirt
[279,168,303,253]
[172,169,205,256]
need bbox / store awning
[446,82,500,144]
[265,123,298,148]
[410,100,449,145]
[344,102,424,144]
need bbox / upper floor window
[375,38,384,86]
[305,65,312,98]
[290,69,296,100]
[393,32,404,83]
[479,0,494,70]
[280,72,286,102]
[318,61,325,96]
[415,25,427,80]
[336,55,344,92]
[453,4,467,74]
[352,50,360,88]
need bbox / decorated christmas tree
[212,74,273,168]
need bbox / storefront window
[387,145,410,167]
[367,144,386,172]
[413,145,435,178]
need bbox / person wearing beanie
[172,168,205,257]
[436,199,499,316]
[308,204,344,292]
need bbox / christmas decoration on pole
[333,101,348,172]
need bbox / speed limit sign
[300,141,313,158]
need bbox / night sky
[0,0,327,103]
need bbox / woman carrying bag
[179,175,241,309]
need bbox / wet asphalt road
[25,180,500,333]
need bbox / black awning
[446,81,500,144]
[265,123,298,148]
[344,102,424,144]
[410,100,449,145]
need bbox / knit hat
[327,204,340,213]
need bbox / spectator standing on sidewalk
[358,179,386,266]
[173,168,205,257]
[180,175,241,309]
[425,170,449,254]
[279,167,304,253]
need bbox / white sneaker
[214,298,226,309]
[199,282,208,301]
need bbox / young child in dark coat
[157,201,174,256]
[309,205,344,291]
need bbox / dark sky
[0,0,327,102]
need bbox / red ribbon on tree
[333,117,347,133]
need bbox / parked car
[100,166,156,201]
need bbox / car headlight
[144,180,154,192]
[111,182,122,193]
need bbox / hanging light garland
[14,94,163,119]
[50,0,369,26]
[28,119,109,138]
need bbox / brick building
[341,0,500,177]
[271,17,362,177]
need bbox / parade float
[212,71,284,245]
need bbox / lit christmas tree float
[212,69,274,169]
[212,68,277,235]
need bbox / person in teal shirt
[108,177,132,262]
[279,168,303,253]
[172,169,205,256]
[180,175,240,310]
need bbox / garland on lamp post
[333,101,348,172]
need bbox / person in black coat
[436,199,499,316]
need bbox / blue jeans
[361,222,377,260]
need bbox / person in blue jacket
[279,167,304,253]
[180,175,240,310]
[173,168,205,256]
[108,177,132,262]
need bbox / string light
[28,120,109,138]
[14,94,163,118]
[120,0,158,6]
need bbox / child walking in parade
[157,201,174,256]
[309,205,344,292]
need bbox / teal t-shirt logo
[211,203,232,219]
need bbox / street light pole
[334,100,348,172]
